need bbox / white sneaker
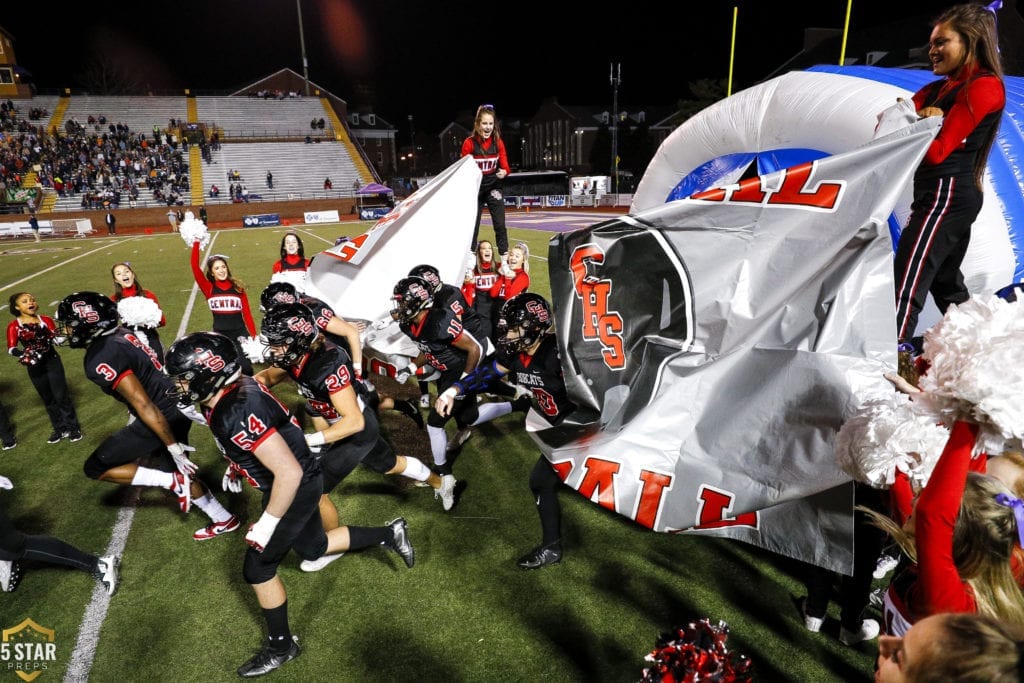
[435,474,457,511]
[800,597,822,632]
[839,619,880,646]
[95,555,120,596]
[299,553,345,572]
[446,428,472,452]
[0,560,21,593]
[873,553,899,580]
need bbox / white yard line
[64,232,221,681]
[0,236,146,294]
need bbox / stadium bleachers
[60,96,189,136]
[196,96,329,140]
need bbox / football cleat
[394,399,424,429]
[94,555,120,596]
[0,560,22,593]
[168,472,192,513]
[299,552,345,572]
[446,427,472,452]
[237,636,302,678]
[386,517,415,569]
[516,542,563,570]
[435,474,457,511]
[47,431,62,444]
[193,515,241,540]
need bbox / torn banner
[540,119,939,573]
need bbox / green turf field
[0,223,879,681]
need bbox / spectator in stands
[323,177,332,191]
[199,206,208,225]
[210,183,219,198]
[461,104,511,264]
[317,118,325,130]
[266,171,273,189]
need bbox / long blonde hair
[863,472,1024,627]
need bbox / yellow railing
[321,98,373,185]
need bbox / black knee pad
[242,550,278,585]
[83,452,108,480]
[426,408,450,429]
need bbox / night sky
[2,1,961,134]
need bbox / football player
[436,293,577,569]
[55,292,238,541]
[165,331,415,677]
[1,473,119,595]
[390,275,517,501]
[257,304,452,532]
[260,283,423,428]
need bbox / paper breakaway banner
[540,119,939,573]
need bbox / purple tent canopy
[357,183,393,195]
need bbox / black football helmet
[165,332,242,404]
[260,302,320,367]
[408,264,442,293]
[260,282,298,312]
[55,291,120,348]
[496,293,553,355]
[391,276,434,324]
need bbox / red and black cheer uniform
[111,284,167,360]
[204,376,326,584]
[6,315,81,437]
[286,340,397,492]
[462,262,500,340]
[191,242,257,373]
[272,254,310,274]
[461,134,510,254]
[882,421,980,636]
[81,328,191,479]
[894,65,1004,343]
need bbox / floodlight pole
[610,62,620,194]
[297,0,310,96]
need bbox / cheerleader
[189,243,257,374]
[111,262,167,360]
[6,292,82,443]
[272,232,310,275]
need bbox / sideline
[64,232,220,682]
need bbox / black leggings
[0,507,98,573]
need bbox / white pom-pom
[917,294,1024,452]
[117,296,163,328]
[835,393,951,489]
[179,217,209,248]
[270,270,307,293]
[239,335,267,363]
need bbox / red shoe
[169,472,191,513]
[193,515,240,541]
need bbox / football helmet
[260,282,298,312]
[408,264,442,293]
[260,302,319,367]
[391,276,434,324]
[165,332,242,404]
[496,293,553,355]
[55,292,120,348]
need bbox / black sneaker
[65,430,83,442]
[47,431,62,444]
[1,438,15,451]
[386,517,415,568]
[237,636,301,678]
[394,399,424,429]
[517,542,563,570]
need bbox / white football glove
[222,465,243,493]
[167,442,198,476]
[395,362,417,385]
[245,512,281,553]
[0,475,13,490]
[305,431,326,454]
[435,386,459,417]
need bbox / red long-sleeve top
[912,64,1004,167]
[489,269,529,302]
[190,242,256,336]
[461,135,510,181]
